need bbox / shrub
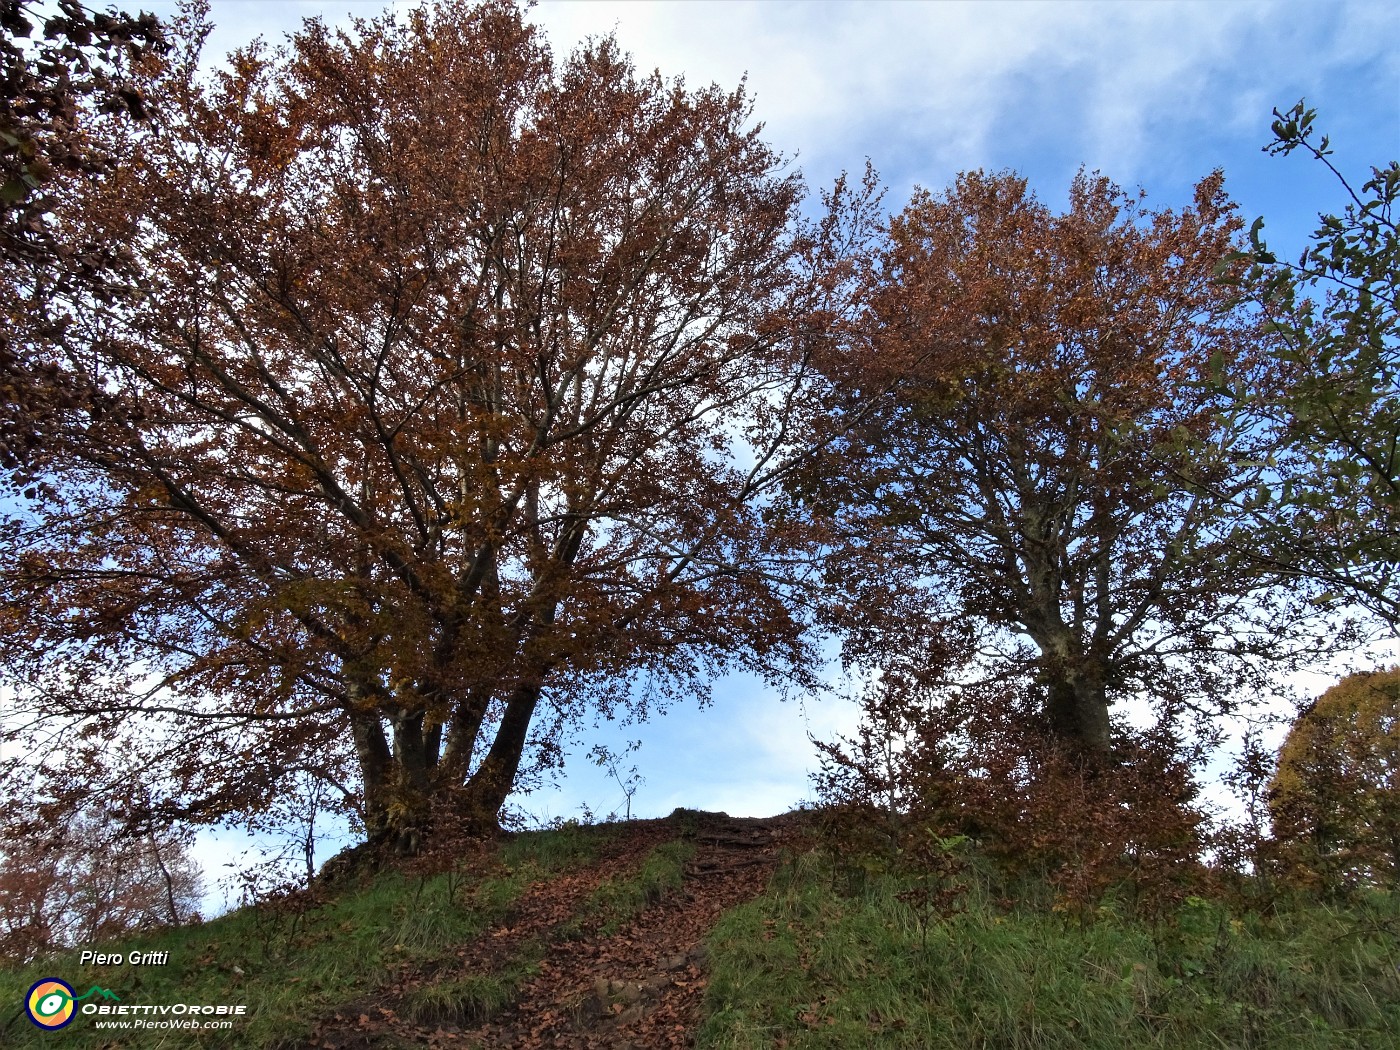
[813,670,1211,922]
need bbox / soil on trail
[302,810,803,1050]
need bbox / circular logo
[26,978,76,1029]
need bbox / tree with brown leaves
[1,0,867,851]
[0,808,200,965]
[800,170,1336,757]
[1,0,166,473]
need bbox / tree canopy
[1270,666,1400,892]
[1,0,167,475]
[0,0,863,849]
[798,169,1328,755]
[1,0,165,254]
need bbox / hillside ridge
[303,810,802,1049]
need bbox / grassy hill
[2,809,1397,1048]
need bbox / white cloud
[531,0,1394,199]
[167,1,1395,206]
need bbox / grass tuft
[404,972,514,1024]
[582,840,694,935]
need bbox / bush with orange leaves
[814,664,1211,924]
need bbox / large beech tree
[804,170,1330,756]
[0,1,858,847]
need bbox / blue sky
[126,0,1400,889]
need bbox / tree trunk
[437,682,494,787]
[348,707,393,843]
[456,680,542,833]
[349,678,547,852]
[1045,676,1111,756]
[1029,626,1113,758]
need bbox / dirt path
[302,811,800,1050]
[465,812,798,1049]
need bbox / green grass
[0,823,609,1048]
[402,952,542,1026]
[7,816,1396,1050]
[698,850,1400,1050]
[581,839,695,936]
